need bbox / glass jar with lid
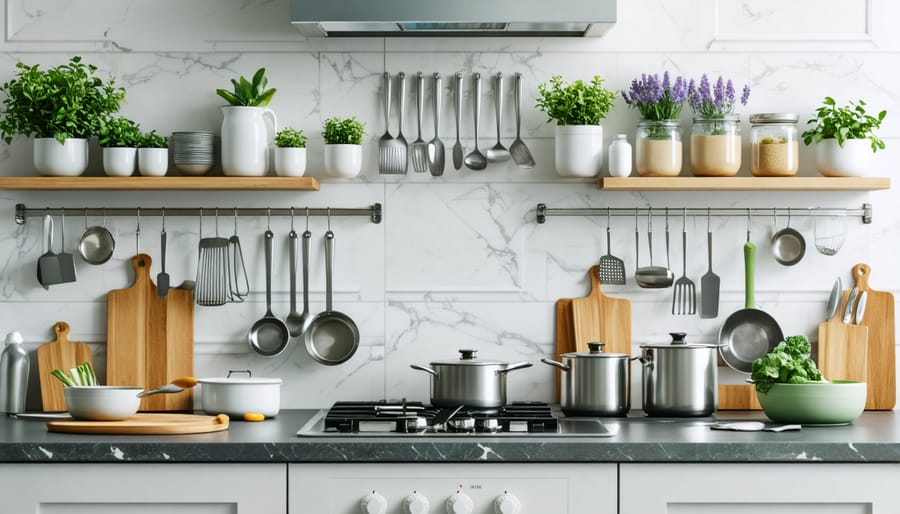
[750,113,799,177]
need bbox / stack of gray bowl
[172,131,215,176]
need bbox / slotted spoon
[598,209,625,285]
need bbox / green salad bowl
[756,380,867,426]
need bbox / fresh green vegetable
[216,67,276,107]
[322,116,365,145]
[50,361,98,387]
[535,75,617,126]
[274,126,307,148]
[801,96,887,153]
[751,335,823,393]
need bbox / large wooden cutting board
[107,254,194,411]
[47,413,229,435]
[36,322,92,412]
[554,298,575,400]
[570,265,632,356]
[851,263,895,410]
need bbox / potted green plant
[536,75,617,178]
[216,67,277,177]
[0,56,125,176]
[137,130,169,177]
[801,97,886,177]
[686,74,750,177]
[273,127,308,177]
[323,116,365,178]
[97,116,142,177]
[621,72,688,177]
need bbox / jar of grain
[635,120,682,177]
[750,113,799,177]
[690,114,741,176]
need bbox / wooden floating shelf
[598,176,890,191]
[0,176,320,191]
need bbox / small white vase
[815,138,874,177]
[102,147,137,177]
[221,106,277,176]
[138,148,169,176]
[33,138,89,177]
[324,144,362,178]
[555,125,603,178]
[274,147,307,177]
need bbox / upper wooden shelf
[0,176,320,191]
[598,176,890,191]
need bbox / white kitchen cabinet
[620,463,900,514]
[0,463,286,513]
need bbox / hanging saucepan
[542,342,631,417]
[411,349,532,408]
[771,210,805,266]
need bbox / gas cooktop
[296,400,617,437]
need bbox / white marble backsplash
[0,0,898,410]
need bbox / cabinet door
[621,463,900,514]
[0,463,286,513]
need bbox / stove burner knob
[404,492,430,514]
[445,492,474,514]
[360,492,387,514]
[402,416,428,433]
[494,493,521,514]
[482,418,500,433]
[450,417,475,432]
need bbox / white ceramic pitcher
[221,106,277,176]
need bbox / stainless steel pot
[542,342,631,417]
[640,332,718,417]
[410,349,532,408]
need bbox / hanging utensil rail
[535,203,872,225]
[15,203,383,225]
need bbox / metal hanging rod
[535,203,873,225]
[15,203,383,225]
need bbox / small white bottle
[608,133,632,177]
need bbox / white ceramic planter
[324,144,362,178]
[138,148,169,176]
[221,106,277,176]
[274,147,307,177]
[555,125,604,178]
[33,138,89,177]
[102,147,137,177]
[815,138,874,177]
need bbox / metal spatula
[700,209,720,318]
[598,210,626,285]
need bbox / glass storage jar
[635,120,682,177]
[750,113,799,177]
[690,114,741,177]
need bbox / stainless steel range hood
[290,0,616,37]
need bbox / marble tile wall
[0,0,897,410]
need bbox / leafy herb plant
[216,68,276,107]
[323,116,365,145]
[0,56,126,144]
[274,127,308,148]
[138,130,168,149]
[97,116,142,148]
[535,75,617,126]
[750,335,823,393]
[801,97,886,153]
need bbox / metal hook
[199,207,203,236]
[665,207,669,230]
[606,208,611,232]
[707,208,711,232]
[162,207,166,231]
[305,207,310,231]
[682,207,687,230]
[746,208,752,242]
[327,207,332,231]
[84,207,89,230]
[634,207,639,230]
[266,207,271,230]
[290,207,295,231]
[647,207,652,231]
[136,207,141,254]
[233,207,238,235]
[214,207,219,236]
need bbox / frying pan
[718,237,783,373]
[304,228,359,365]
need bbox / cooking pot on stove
[640,332,718,417]
[542,342,631,417]
[410,349,533,408]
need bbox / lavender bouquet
[687,74,750,121]
[621,71,688,122]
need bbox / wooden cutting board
[37,322,93,412]
[851,263,895,410]
[554,298,575,400]
[107,254,194,411]
[570,265,632,356]
[47,413,229,435]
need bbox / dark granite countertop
[2,410,899,464]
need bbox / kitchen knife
[842,287,859,324]
[826,277,842,320]
[854,290,867,325]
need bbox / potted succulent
[622,71,688,177]
[686,75,750,176]
[216,68,277,176]
[0,56,125,176]
[137,130,169,177]
[536,75,617,178]
[323,116,365,178]
[801,97,886,177]
[273,127,308,177]
[98,116,142,177]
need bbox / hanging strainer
[814,212,848,256]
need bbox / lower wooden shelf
[0,176,320,191]
[598,176,890,191]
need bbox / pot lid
[562,341,630,359]
[750,113,799,124]
[429,349,509,366]
[198,370,282,385]
[640,332,720,349]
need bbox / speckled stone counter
[2,410,899,463]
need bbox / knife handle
[842,288,859,324]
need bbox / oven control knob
[494,493,521,514]
[360,492,387,514]
[404,492,430,514]
[445,492,474,514]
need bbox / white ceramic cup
[324,144,362,178]
[103,147,137,177]
[138,148,169,176]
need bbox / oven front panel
[289,463,617,514]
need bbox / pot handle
[498,361,533,374]
[227,369,252,378]
[410,364,438,376]
[540,358,570,372]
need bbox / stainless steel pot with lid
[640,332,718,417]
[542,342,631,417]
[410,349,533,408]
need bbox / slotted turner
[672,208,696,315]
[410,72,429,173]
[598,210,626,285]
[700,208,720,318]
[378,72,407,175]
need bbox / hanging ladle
[635,207,674,288]
[248,208,290,357]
